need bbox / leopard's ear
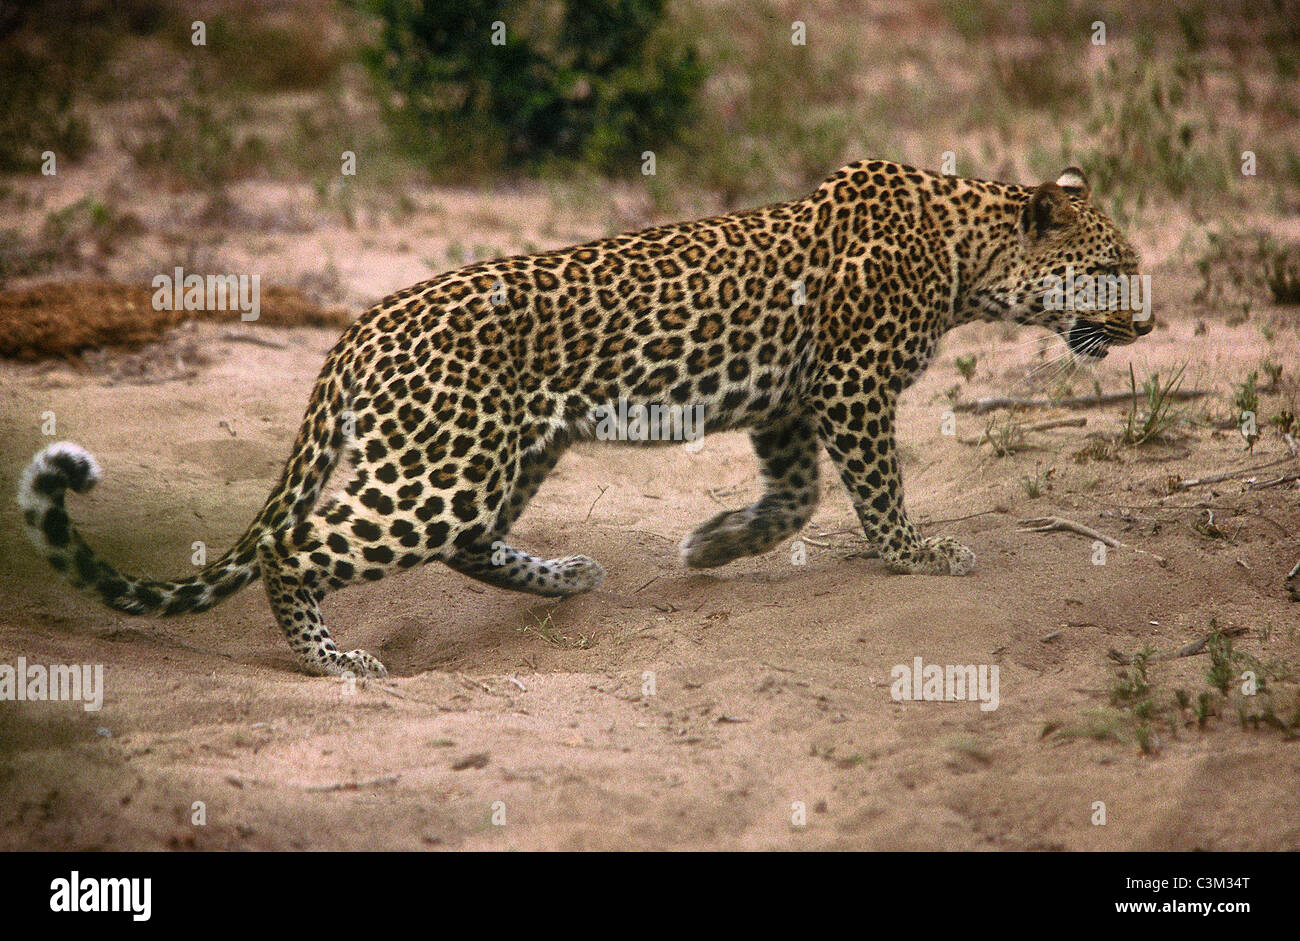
[1018,181,1077,245]
[1054,166,1090,199]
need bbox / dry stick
[919,509,1001,526]
[1019,516,1121,547]
[627,528,675,542]
[1107,625,1249,664]
[632,574,662,593]
[1245,472,1300,491]
[954,388,1211,414]
[457,672,501,696]
[1021,416,1087,432]
[585,484,608,521]
[1286,557,1300,603]
[1018,515,1167,564]
[304,776,398,793]
[222,330,288,350]
[1172,453,1300,491]
[1073,492,1291,536]
[957,416,1086,447]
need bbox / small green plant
[517,610,590,649]
[1134,721,1157,754]
[1056,708,1128,743]
[954,354,977,381]
[1072,437,1118,463]
[1110,646,1156,705]
[981,415,1028,457]
[1232,372,1262,451]
[1,196,140,277]
[1020,463,1051,498]
[1206,630,1237,695]
[1194,691,1216,727]
[942,735,991,764]
[1076,625,1299,748]
[1264,243,1300,304]
[1121,362,1187,445]
[1233,370,1260,414]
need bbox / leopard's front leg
[814,381,975,576]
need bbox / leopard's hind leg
[256,512,396,678]
[681,412,821,568]
[443,429,605,597]
[443,542,605,598]
[255,423,501,676]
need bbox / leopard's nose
[1134,315,1154,336]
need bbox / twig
[918,509,1001,526]
[1019,515,1167,564]
[222,330,288,350]
[1024,416,1087,432]
[585,485,608,521]
[1244,472,1300,491]
[1019,516,1121,547]
[1074,493,1290,535]
[1108,625,1248,664]
[305,775,398,793]
[457,672,501,696]
[626,529,675,542]
[1171,454,1299,491]
[632,574,662,593]
[957,416,1086,447]
[955,388,1211,414]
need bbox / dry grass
[0,282,351,361]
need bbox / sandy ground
[1,271,1298,848]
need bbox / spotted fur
[17,160,1149,677]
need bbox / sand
[1,279,1297,848]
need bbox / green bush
[354,0,705,173]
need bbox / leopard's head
[987,168,1151,360]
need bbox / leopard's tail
[16,442,273,616]
[17,365,354,617]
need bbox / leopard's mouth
[1065,321,1111,360]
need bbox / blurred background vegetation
[1,0,1297,285]
[352,0,705,174]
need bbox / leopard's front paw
[339,649,389,679]
[887,536,976,576]
[549,554,606,595]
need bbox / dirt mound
[0,281,353,361]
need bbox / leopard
[17,159,1150,679]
